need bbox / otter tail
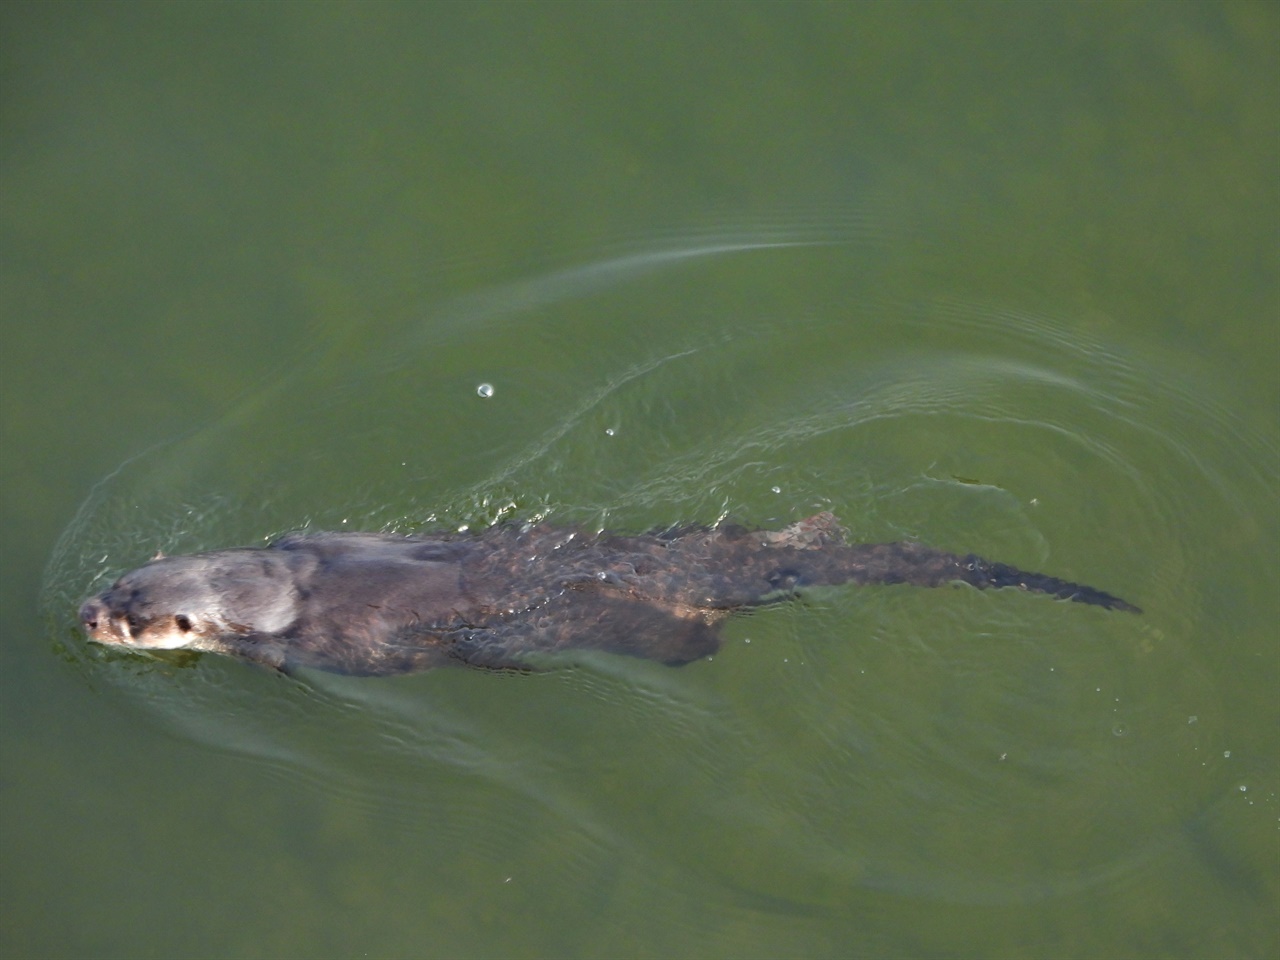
[806,540,1141,613]
[728,513,1139,613]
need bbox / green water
[3,3,1276,958]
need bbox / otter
[78,513,1138,676]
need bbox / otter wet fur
[79,512,1139,676]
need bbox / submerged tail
[822,540,1141,613]
[732,514,1140,613]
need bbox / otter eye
[175,615,192,632]
[125,614,142,637]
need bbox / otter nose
[79,598,104,631]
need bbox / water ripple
[42,227,1276,912]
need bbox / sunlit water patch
[42,223,1276,916]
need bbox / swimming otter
[78,512,1138,676]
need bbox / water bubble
[476,383,494,398]
[1112,723,1128,737]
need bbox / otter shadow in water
[79,512,1138,677]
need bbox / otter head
[79,549,301,654]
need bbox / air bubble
[476,383,494,398]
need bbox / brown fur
[79,513,1137,676]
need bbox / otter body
[79,513,1137,676]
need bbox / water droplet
[476,383,494,398]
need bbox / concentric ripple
[42,224,1276,913]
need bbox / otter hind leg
[535,593,726,665]
[444,594,726,669]
[596,601,725,666]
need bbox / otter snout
[79,597,105,633]
[79,595,130,646]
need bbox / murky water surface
[5,4,1277,958]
